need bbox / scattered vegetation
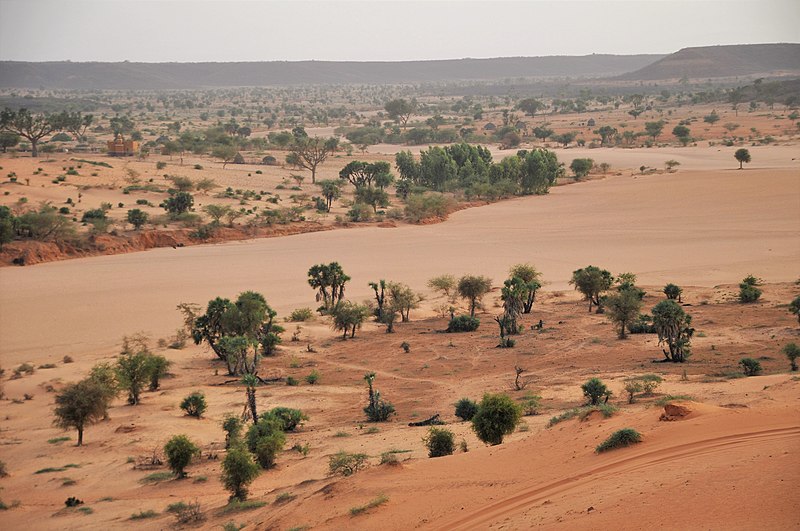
[596,428,642,453]
[423,427,455,457]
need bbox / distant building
[106,135,139,156]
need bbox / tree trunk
[31,139,39,158]
[77,426,83,446]
[311,166,317,184]
[247,387,257,423]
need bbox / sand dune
[1,165,798,365]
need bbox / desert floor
[0,141,799,530]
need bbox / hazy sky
[0,0,797,62]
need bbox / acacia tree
[734,148,751,169]
[53,379,107,446]
[652,300,694,362]
[1,107,61,157]
[570,266,613,313]
[211,145,238,169]
[509,264,542,314]
[516,98,544,118]
[384,99,415,128]
[192,291,283,375]
[604,285,644,339]
[570,158,593,179]
[387,281,421,322]
[644,120,665,141]
[339,160,392,190]
[457,275,493,317]
[672,125,691,146]
[307,262,350,312]
[330,301,370,339]
[57,111,93,142]
[595,125,617,145]
[287,136,339,183]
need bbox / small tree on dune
[734,148,751,169]
[570,266,613,313]
[221,441,260,501]
[789,296,800,325]
[471,393,522,445]
[783,343,799,371]
[164,434,200,478]
[457,275,492,317]
[53,379,108,446]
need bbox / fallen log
[408,413,444,427]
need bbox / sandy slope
[2,164,798,365]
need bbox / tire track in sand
[434,425,800,530]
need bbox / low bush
[547,404,618,427]
[305,370,320,385]
[740,358,762,376]
[581,378,611,405]
[130,509,159,520]
[289,307,314,322]
[164,434,200,478]
[596,428,642,453]
[454,398,479,421]
[329,451,367,476]
[423,427,455,457]
[471,393,522,445]
[269,407,307,432]
[349,494,388,516]
[447,315,480,332]
[180,392,207,418]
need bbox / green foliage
[569,158,593,179]
[52,379,107,446]
[520,393,542,415]
[471,393,522,445]
[329,451,368,476]
[180,391,207,418]
[547,404,618,427]
[783,342,800,371]
[427,274,457,299]
[788,296,800,324]
[269,407,307,432]
[130,509,159,520]
[603,283,644,339]
[457,275,492,317]
[115,335,154,405]
[455,398,478,421]
[571,266,613,313]
[596,428,642,453]
[126,208,148,230]
[447,315,480,332]
[305,370,320,384]
[245,413,286,469]
[164,434,200,478]
[423,427,455,457]
[349,494,389,516]
[219,499,267,514]
[734,148,751,168]
[404,192,456,223]
[289,307,314,322]
[221,442,260,501]
[330,301,370,339]
[739,358,762,376]
[222,415,243,448]
[739,275,762,303]
[363,372,395,422]
[663,283,683,301]
[163,191,194,216]
[624,381,643,403]
[307,262,350,313]
[652,300,693,362]
[581,378,611,405]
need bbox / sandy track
[436,425,800,530]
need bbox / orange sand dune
[1,165,798,365]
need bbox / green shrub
[130,509,159,520]
[269,407,307,431]
[305,370,320,385]
[454,398,479,421]
[520,393,542,415]
[596,428,642,453]
[285,376,298,386]
[547,404,618,427]
[783,342,800,371]
[581,378,610,405]
[363,372,395,422]
[405,193,455,223]
[164,434,200,478]
[180,392,207,418]
[246,414,286,469]
[740,357,762,376]
[447,315,480,332]
[222,415,243,449]
[471,393,522,445]
[329,451,368,476]
[289,307,314,321]
[739,284,762,303]
[221,443,260,501]
[349,494,388,516]
[423,427,455,457]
